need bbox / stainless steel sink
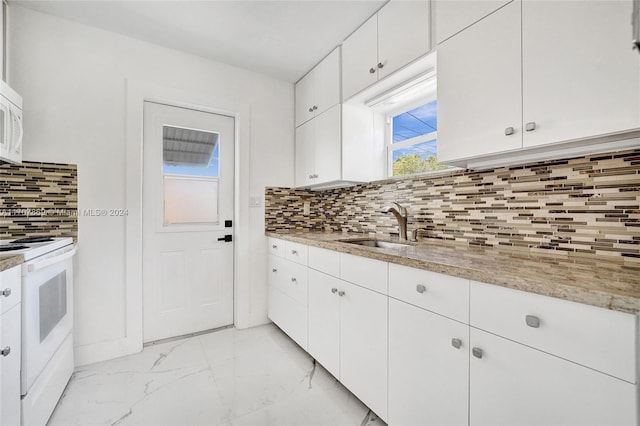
[339,239,412,249]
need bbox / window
[162,126,221,225]
[388,98,452,177]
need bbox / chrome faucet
[381,202,408,241]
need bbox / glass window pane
[162,126,220,225]
[391,139,451,176]
[392,99,437,143]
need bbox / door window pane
[162,126,220,225]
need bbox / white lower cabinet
[339,280,387,421]
[307,269,340,378]
[267,252,308,350]
[0,265,21,426]
[469,327,638,426]
[268,238,639,426]
[308,268,388,421]
[388,298,469,426]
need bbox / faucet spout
[381,202,408,241]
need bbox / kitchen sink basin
[339,239,412,249]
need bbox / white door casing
[143,101,234,343]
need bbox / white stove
[0,237,73,261]
[2,236,77,426]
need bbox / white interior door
[143,101,234,343]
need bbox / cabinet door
[308,270,340,378]
[313,47,340,117]
[388,299,468,426]
[0,305,21,426]
[267,285,307,350]
[342,14,378,101]
[294,119,314,187]
[339,281,388,421]
[435,0,513,44]
[469,328,638,426]
[437,0,522,163]
[522,0,640,148]
[295,70,315,127]
[313,105,342,185]
[377,0,431,79]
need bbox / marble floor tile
[48,324,387,426]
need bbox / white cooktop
[0,237,74,261]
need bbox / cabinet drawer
[268,256,308,306]
[340,253,388,295]
[267,237,285,257]
[470,280,638,383]
[284,241,308,266]
[389,264,469,324]
[0,266,21,315]
[308,246,340,277]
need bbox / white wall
[9,6,294,365]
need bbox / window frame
[386,94,442,178]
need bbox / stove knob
[0,288,11,297]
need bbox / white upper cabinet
[342,0,431,101]
[434,0,512,44]
[438,0,640,167]
[294,104,342,187]
[377,0,432,80]
[295,47,340,127]
[521,0,640,148]
[438,0,522,162]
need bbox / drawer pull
[291,250,298,255]
[338,290,345,297]
[1,346,10,357]
[472,347,483,359]
[451,338,462,349]
[331,288,338,294]
[525,315,541,328]
[272,268,277,273]
[416,284,426,294]
[272,244,278,249]
[504,126,515,136]
[0,288,11,297]
[291,277,297,283]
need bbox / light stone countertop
[0,254,24,272]
[266,231,640,315]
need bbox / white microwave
[0,81,23,164]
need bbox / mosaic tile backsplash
[0,161,78,239]
[265,149,640,261]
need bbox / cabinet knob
[313,174,318,179]
[0,288,11,297]
[272,268,277,273]
[308,107,313,113]
[416,284,427,294]
[451,338,462,349]
[1,346,10,357]
[291,250,298,255]
[472,347,483,359]
[309,174,314,179]
[377,62,384,69]
[525,122,536,132]
[331,288,338,294]
[338,290,345,297]
[272,244,278,249]
[312,105,318,111]
[525,315,541,328]
[291,277,297,283]
[504,127,515,136]
[369,67,376,74]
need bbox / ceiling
[11,0,387,82]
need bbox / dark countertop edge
[0,254,24,272]
[265,231,640,316]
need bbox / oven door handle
[26,247,77,273]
